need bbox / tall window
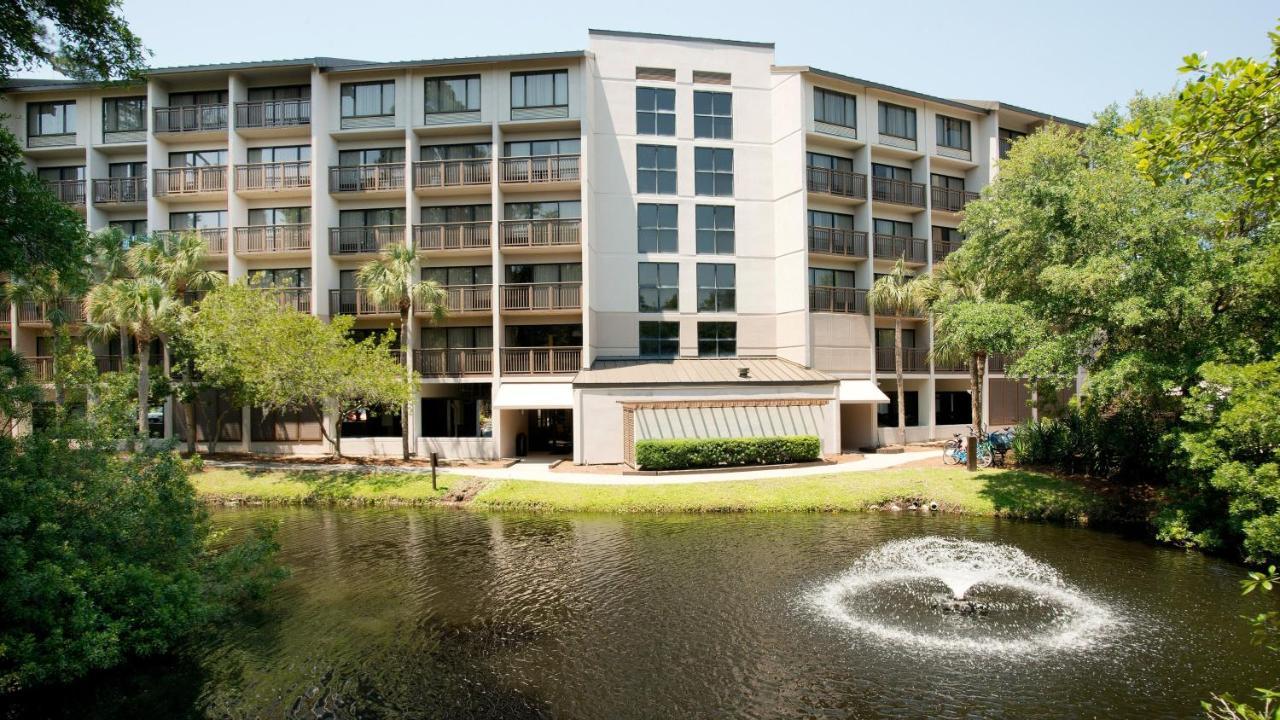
[872,163,911,182]
[425,75,480,114]
[27,101,76,137]
[422,142,491,160]
[809,210,855,231]
[636,87,675,136]
[695,205,734,254]
[422,326,493,349]
[248,267,311,288]
[36,166,83,183]
[639,321,679,357]
[340,81,395,119]
[169,90,226,106]
[422,204,491,223]
[248,207,309,225]
[505,263,581,284]
[814,88,856,128]
[108,161,146,178]
[638,262,679,312]
[874,218,914,238]
[170,210,226,230]
[340,207,405,227]
[809,267,856,288]
[694,147,733,196]
[931,173,965,192]
[637,145,677,194]
[511,70,568,109]
[102,97,145,132]
[998,128,1028,159]
[247,145,310,163]
[697,322,736,357]
[168,150,227,167]
[504,200,580,220]
[808,151,854,172]
[638,203,678,253]
[693,91,732,139]
[936,115,971,150]
[878,390,919,427]
[877,101,916,140]
[337,147,403,166]
[108,219,147,240]
[423,265,492,287]
[247,85,310,101]
[696,263,735,312]
[504,138,578,157]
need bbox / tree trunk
[136,336,150,445]
[400,306,411,461]
[895,318,906,448]
[184,394,197,456]
[972,351,987,435]
[208,407,232,455]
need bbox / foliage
[0,0,146,81]
[1011,398,1175,479]
[0,131,91,282]
[1202,567,1280,719]
[0,350,39,434]
[634,435,821,471]
[868,260,930,446]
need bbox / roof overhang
[839,380,890,404]
[494,382,574,409]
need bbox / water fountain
[811,537,1121,656]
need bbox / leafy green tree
[0,132,92,282]
[867,259,929,447]
[1203,567,1280,719]
[0,0,146,82]
[0,350,39,435]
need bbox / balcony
[329,289,397,317]
[871,177,927,208]
[931,186,980,213]
[153,105,228,134]
[154,228,229,255]
[235,161,310,194]
[18,299,84,327]
[328,163,405,195]
[234,99,310,130]
[809,285,867,314]
[329,226,403,256]
[0,302,8,325]
[498,154,579,190]
[413,159,491,192]
[873,233,928,265]
[414,348,492,377]
[875,346,929,373]
[430,284,491,314]
[92,177,146,205]
[500,219,581,249]
[934,355,969,373]
[28,132,75,149]
[260,287,312,313]
[500,346,582,375]
[988,353,1018,375]
[44,180,85,206]
[806,166,867,200]
[932,237,964,262]
[154,166,227,197]
[808,226,868,258]
[415,221,491,252]
[236,224,311,255]
[501,282,582,312]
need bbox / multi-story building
[0,30,1083,464]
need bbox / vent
[692,70,731,86]
[636,67,676,82]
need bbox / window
[27,101,76,136]
[248,267,311,288]
[503,138,578,157]
[340,207,405,227]
[697,322,736,357]
[874,218,914,238]
[808,152,854,172]
[504,324,582,347]
[170,210,226,230]
[422,142,490,161]
[168,149,227,167]
[247,207,309,225]
[809,267,856,288]
[932,225,964,244]
[878,390,920,427]
[36,166,83,182]
[809,210,855,231]
[695,205,734,254]
[636,87,675,136]
[423,265,492,287]
[814,88,856,128]
[936,115,971,150]
[503,200,580,220]
[878,101,916,140]
[247,85,310,101]
[102,97,145,132]
[422,326,493,349]
[337,147,403,166]
[876,327,917,349]
[998,128,1028,159]
[936,391,973,426]
[696,263,735,312]
[247,145,310,163]
[422,204,491,224]
[639,321,679,357]
[638,262,679,312]
[511,70,568,109]
[931,173,965,191]
[169,90,226,106]
[340,80,395,118]
[425,75,480,114]
[694,91,732,139]
[872,163,911,182]
[638,204,678,253]
[694,147,733,196]
[109,219,147,241]
[504,263,581,284]
[108,161,146,178]
[637,145,677,194]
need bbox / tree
[867,259,929,447]
[0,132,92,282]
[2,269,84,409]
[357,245,447,460]
[0,0,146,82]
[0,350,39,435]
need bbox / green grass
[194,468,459,505]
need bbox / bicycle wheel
[942,439,961,465]
[977,443,994,468]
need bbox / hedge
[634,435,821,471]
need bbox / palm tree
[927,259,992,439]
[3,270,81,409]
[357,244,448,460]
[868,259,931,448]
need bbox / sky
[19,0,1278,122]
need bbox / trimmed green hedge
[634,435,821,471]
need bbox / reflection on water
[7,509,1277,719]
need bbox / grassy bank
[194,468,461,505]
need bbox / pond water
[10,508,1278,719]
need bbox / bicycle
[943,426,995,468]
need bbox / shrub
[634,435,821,471]
[1010,397,1175,480]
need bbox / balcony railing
[236,161,310,192]
[44,179,85,205]
[154,104,228,133]
[236,224,311,254]
[499,154,580,184]
[329,289,397,316]
[934,355,969,373]
[28,132,75,148]
[871,177,927,208]
[932,237,965,262]
[988,353,1018,375]
[235,99,311,129]
[415,221,491,251]
[809,285,867,314]
[414,348,492,377]
[328,163,404,193]
[501,282,582,312]
[413,159,491,189]
[931,186,980,212]
[154,166,227,196]
[436,284,492,313]
[501,346,582,375]
[500,218,581,248]
[873,234,928,264]
[807,166,867,199]
[329,226,403,255]
[0,303,8,324]
[808,226,868,258]
[18,299,84,326]
[259,287,311,313]
[876,346,929,373]
[154,228,229,255]
[96,355,122,373]
[92,177,146,204]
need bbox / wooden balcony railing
[235,99,310,128]
[28,132,75,148]
[154,166,227,195]
[500,346,582,375]
[808,226,868,258]
[501,282,582,312]
[329,289,397,316]
[875,346,929,373]
[154,228,229,255]
[92,177,146,204]
[328,163,404,193]
[988,353,1019,375]
[934,355,969,373]
[31,356,53,381]
[415,221,491,251]
[932,238,965,262]
[873,233,928,264]
[236,161,310,191]
[807,166,867,199]
[414,348,493,377]
[931,186,980,212]
[413,159,491,188]
[260,287,311,313]
[871,176,927,208]
[809,285,867,314]
[96,355,122,373]
[236,224,311,254]
[0,303,9,324]
[500,218,581,248]
[18,299,84,326]
[499,154,580,184]
[154,104,228,133]
[436,284,492,313]
[44,180,85,205]
[329,225,403,255]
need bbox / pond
[11,508,1277,719]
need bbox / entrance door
[528,409,572,454]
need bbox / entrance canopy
[839,380,890,404]
[493,382,573,409]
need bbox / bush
[635,435,821,471]
[1010,397,1175,479]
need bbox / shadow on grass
[976,470,1114,522]
[236,467,443,502]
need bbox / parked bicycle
[942,426,1010,468]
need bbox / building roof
[574,356,835,387]
[589,29,774,49]
[791,66,991,115]
[321,50,585,74]
[954,99,1087,129]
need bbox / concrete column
[227,73,248,280]
[489,116,504,456]
[402,71,418,450]
[145,79,166,240]
[308,68,334,321]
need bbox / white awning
[493,382,574,409]
[839,380,890,404]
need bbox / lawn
[194,468,459,505]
